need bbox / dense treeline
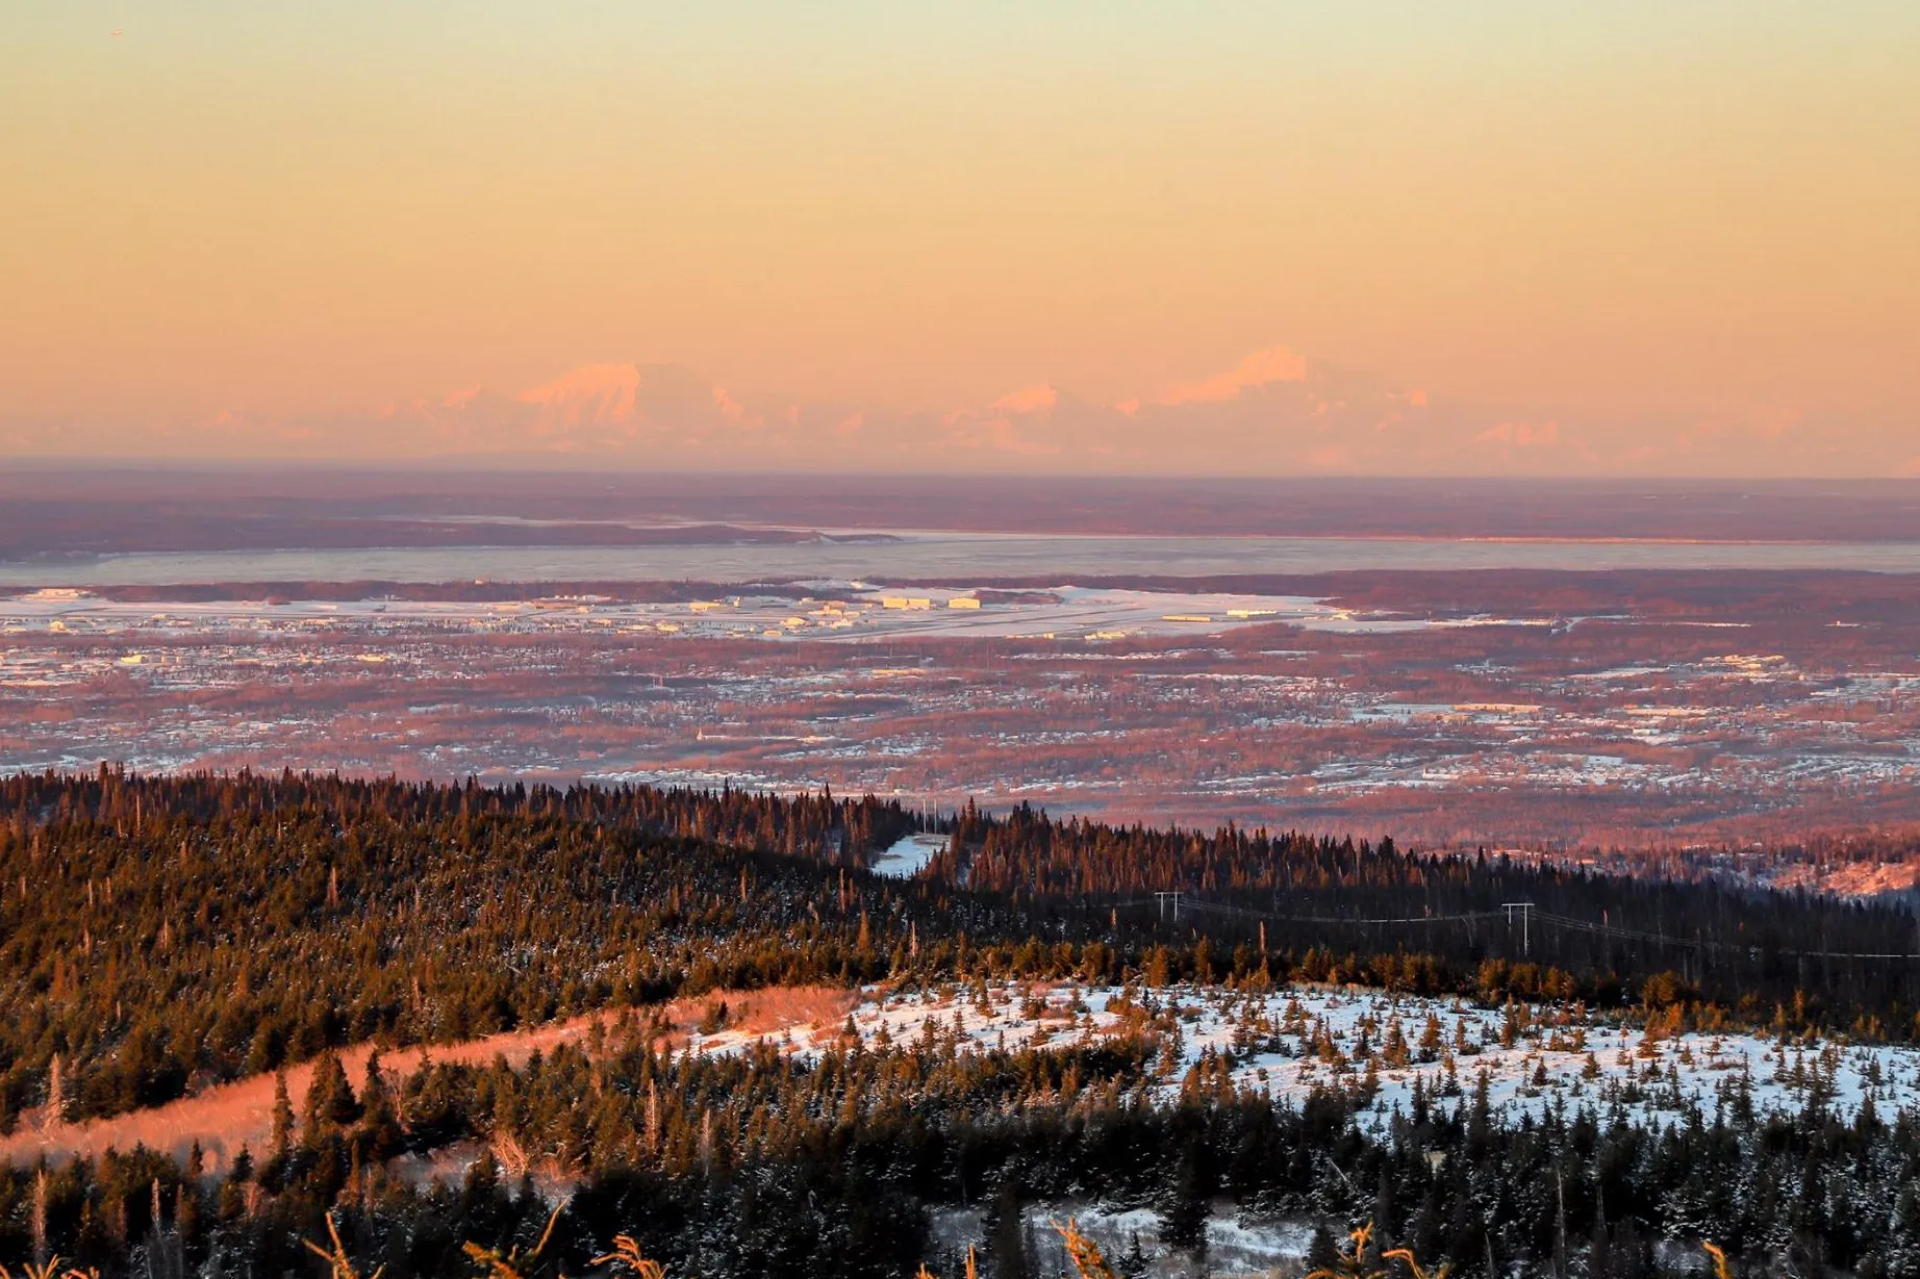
[0,767,917,864]
[5,770,1920,1131]
[1566,831,1920,891]
[0,771,970,1127]
[942,801,1920,1032]
[7,1021,1920,1278]
[6,770,1920,1276]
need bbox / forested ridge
[943,802,1920,1028]
[0,770,949,1126]
[4,770,1919,1128]
[11,1009,1920,1279]
[6,769,1920,1277]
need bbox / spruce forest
[4,769,1920,1278]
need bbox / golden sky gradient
[3,3,1917,472]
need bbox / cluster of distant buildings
[879,595,980,611]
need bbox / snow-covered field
[691,980,1920,1131]
[10,583,1920,850]
[672,980,1920,1275]
[0,584,1520,645]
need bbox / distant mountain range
[7,345,1909,476]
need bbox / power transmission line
[1106,894,1920,963]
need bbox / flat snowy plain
[0,585,1478,642]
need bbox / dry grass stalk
[1382,1245,1449,1279]
[1302,1224,1445,1279]
[913,1245,978,1279]
[1050,1220,1118,1279]
[462,1201,566,1279]
[302,1213,385,1279]
[590,1236,665,1279]
[1305,1222,1387,1279]
[0,1261,102,1279]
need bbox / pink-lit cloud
[1152,346,1309,407]
[1474,422,1561,448]
[0,345,1905,477]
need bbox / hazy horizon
[7,4,1918,476]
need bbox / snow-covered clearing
[870,831,949,877]
[694,981,1920,1131]
[13,978,1912,1202]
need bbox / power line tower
[1155,891,1183,923]
[1502,901,1534,956]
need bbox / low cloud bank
[6,346,1904,476]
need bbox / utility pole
[1155,891,1183,923]
[1503,901,1533,956]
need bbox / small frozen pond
[871,831,948,878]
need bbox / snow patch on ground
[870,831,949,878]
[690,981,1920,1134]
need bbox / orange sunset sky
[3,3,1917,474]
